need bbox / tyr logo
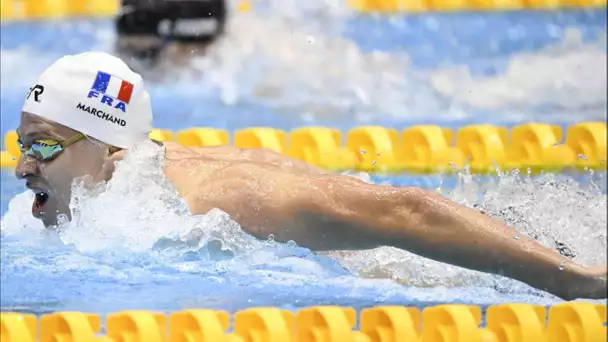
[27,84,45,103]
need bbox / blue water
[0,170,570,315]
[1,9,606,136]
[1,8,607,315]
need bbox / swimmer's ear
[93,148,127,183]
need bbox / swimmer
[15,52,606,301]
[115,0,226,72]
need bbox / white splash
[332,170,607,290]
[2,140,605,293]
[429,28,608,118]
[0,141,262,254]
[0,0,606,296]
[1,2,606,123]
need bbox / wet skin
[15,111,608,301]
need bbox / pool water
[1,2,606,316]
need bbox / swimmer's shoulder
[162,140,241,154]
[161,141,246,179]
[162,141,329,175]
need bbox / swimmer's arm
[284,174,601,300]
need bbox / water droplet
[558,263,565,271]
[360,149,367,154]
[371,160,377,166]
[376,152,381,156]
[57,214,69,225]
[267,234,275,243]
[513,235,519,240]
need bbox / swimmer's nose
[15,154,40,180]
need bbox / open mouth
[32,190,50,218]
[25,180,64,227]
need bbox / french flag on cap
[91,71,134,104]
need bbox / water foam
[429,28,608,121]
[1,1,607,310]
[179,1,608,123]
[1,2,605,124]
[180,2,444,120]
[332,170,607,294]
[65,142,267,254]
[1,143,605,299]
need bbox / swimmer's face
[15,112,111,228]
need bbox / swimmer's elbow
[284,175,389,250]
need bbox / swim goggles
[17,133,85,162]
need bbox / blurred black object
[115,0,227,65]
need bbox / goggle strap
[61,133,85,148]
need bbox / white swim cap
[21,51,153,149]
